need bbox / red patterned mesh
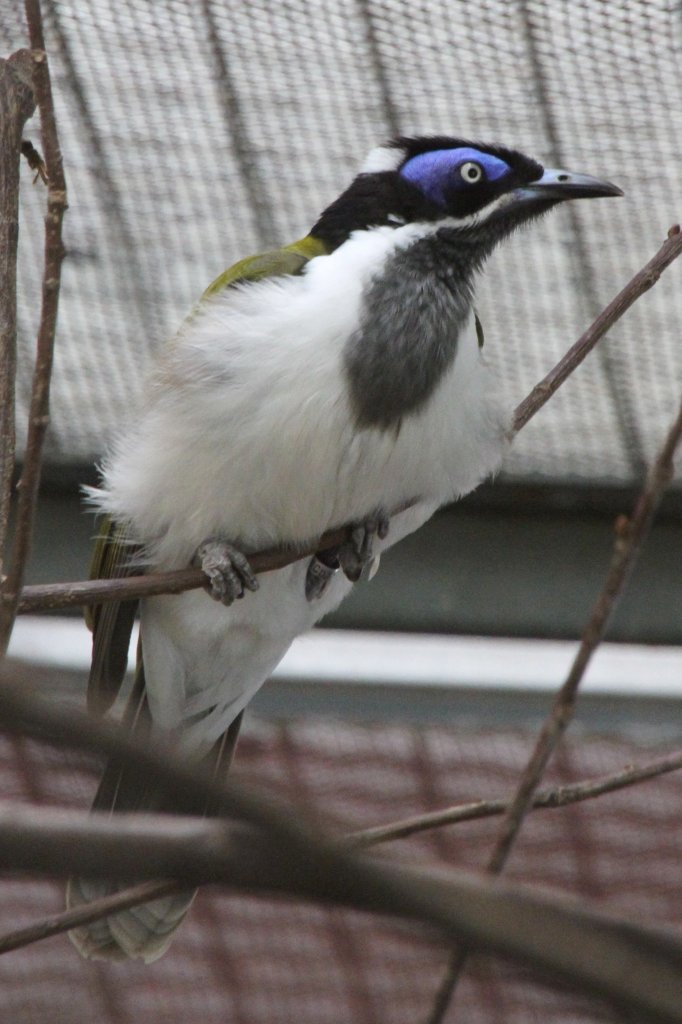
[0,716,679,1023]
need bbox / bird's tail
[66,878,196,963]
[67,671,242,962]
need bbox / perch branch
[17,523,355,613]
[14,225,682,615]
[0,749,679,955]
[0,2,67,653]
[428,393,682,1023]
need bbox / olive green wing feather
[86,516,140,716]
[200,235,327,300]
[86,233,329,718]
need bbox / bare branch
[0,880,177,955]
[512,224,682,434]
[0,749,679,956]
[0,50,36,583]
[0,3,68,653]
[428,395,682,1022]
[350,750,682,847]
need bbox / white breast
[96,224,510,568]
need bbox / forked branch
[0,1,67,653]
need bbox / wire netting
[0,712,679,1024]
[2,0,682,481]
[2,3,682,1021]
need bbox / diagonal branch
[427,394,682,1023]
[0,749,679,955]
[0,2,68,653]
[512,223,682,434]
[0,880,178,956]
[14,224,682,616]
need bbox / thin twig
[350,750,682,847]
[0,749,679,955]
[427,395,682,1024]
[0,880,177,955]
[0,3,68,653]
[0,50,36,584]
[512,223,682,434]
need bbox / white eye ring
[460,161,483,184]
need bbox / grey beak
[520,167,624,201]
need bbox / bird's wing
[86,233,329,718]
[86,516,140,715]
[200,234,328,300]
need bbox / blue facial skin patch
[400,147,511,207]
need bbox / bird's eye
[460,161,483,184]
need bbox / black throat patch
[343,229,480,431]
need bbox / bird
[67,135,622,961]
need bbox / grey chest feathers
[343,229,479,431]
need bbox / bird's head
[312,136,622,248]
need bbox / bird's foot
[192,538,259,606]
[339,509,390,582]
[305,510,389,601]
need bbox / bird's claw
[192,538,259,606]
[306,510,390,600]
[340,509,390,582]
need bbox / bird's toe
[339,509,390,582]
[193,538,259,606]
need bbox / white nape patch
[387,213,406,225]
[360,144,405,174]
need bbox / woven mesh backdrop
[2,0,682,481]
[1,715,680,1024]
[2,4,682,1022]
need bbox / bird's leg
[305,509,389,600]
[305,548,341,601]
[192,538,259,606]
